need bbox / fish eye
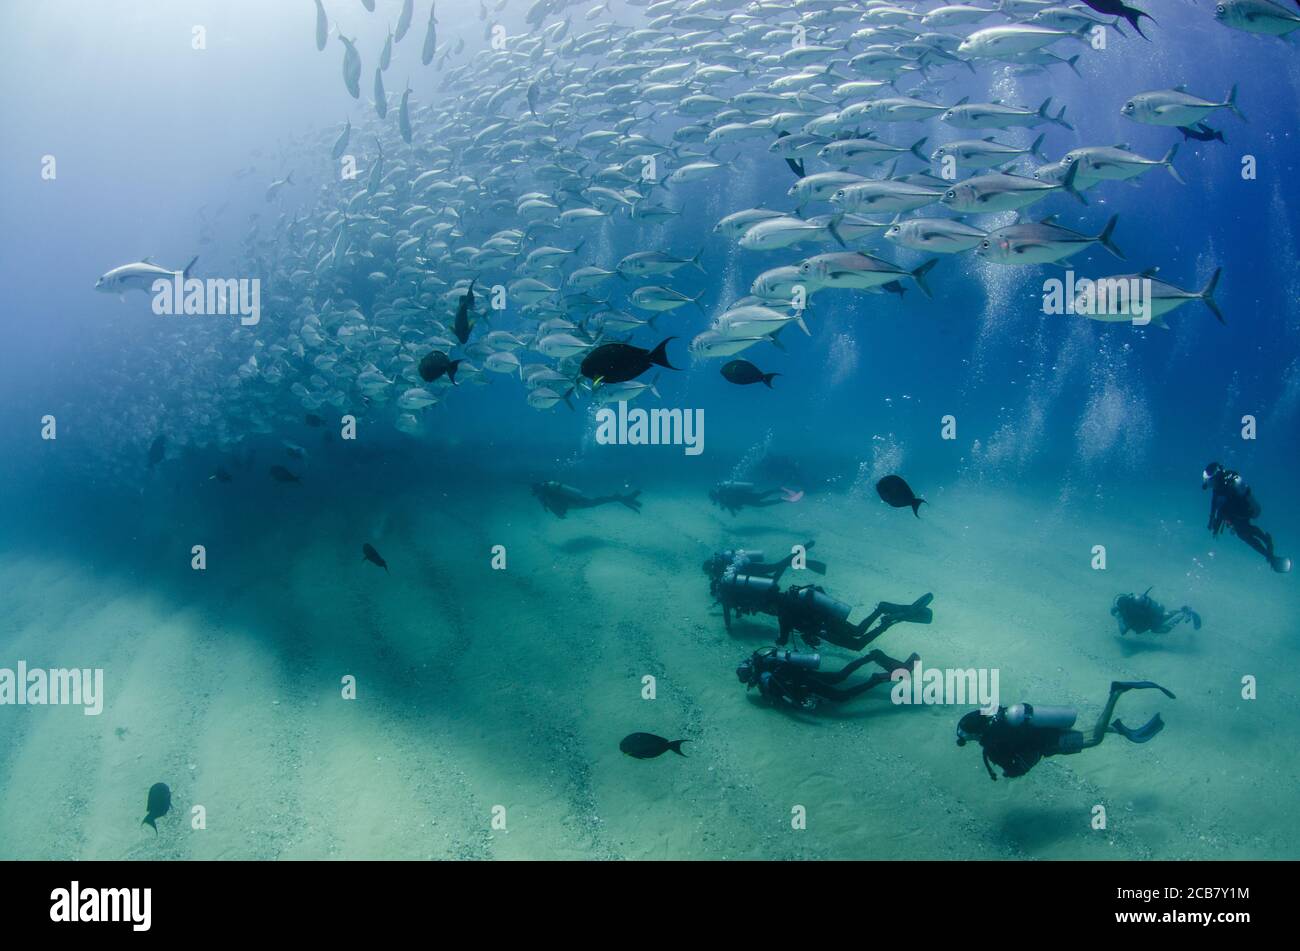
[944,189,955,199]
[980,240,989,249]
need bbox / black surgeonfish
[580,338,678,385]
[362,543,388,572]
[620,733,687,759]
[142,782,171,833]
[876,475,926,517]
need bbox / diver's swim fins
[1110,680,1176,700]
[1110,713,1164,743]
[878,593,934,625]
[806,559,828,575]
[1271,556,1292,574]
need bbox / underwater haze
[1,0,1299,861]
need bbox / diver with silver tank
[956,681,1176,781]
[777,584,934,651]
[737,646,920,710]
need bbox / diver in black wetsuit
[1111,588,1201,635]
[1203,462,1291,573]
[955,681,1176,781]
[532,481,642,518]
[709,481,785,515]
[737,646,919,710]
[776,585,933,651]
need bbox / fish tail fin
[910,259,938,299]
[691,247,706,273]
[448,359,463,384]
[763,372,779,388]
[649,336,679,371]
[562,387,576,411]
[1062,158,1088,205]
[1035,96,1053,120]
[909,136,929,163]
[1053,104,1073,131]
[1200,267,1224,324]
[1029,132,1047,162]
[1098,215,1124,259]
[827,213,846,248]
[182,255,199,280]
[649,373,662,399]
[911,498,926,518]
[1161,143,1184,184]
[1127,8,1155,40]
[1064,54,1081,76]
[1225,83,1245,122]
[668,739,688,756]
[143,816,157,833]
[793,308,811,336]
[618,489,643,513]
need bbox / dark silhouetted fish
[147,435,166,468]
[269,465,301,484]
[1077,0,1155,39]
[620,733,687,759]
[362,543,388,572]
[142,782,171,833]
[721,359,779,388]
[876,475,926,517]
[1178,123,1225,143]
[419,349,462,384]
[305,413,323,427]
[453,278,477,344]
[580,338,678,385]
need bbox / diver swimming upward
[1203,462,1291,573]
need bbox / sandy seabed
[1,478,1297,860]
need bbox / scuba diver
[1111,588,1201,635]
[776,585,933,651]
[1203,462,1291,573]
[955,680,1176,781]
[708,481,797,515]
[708,543,830,631]
[532,481,642,518]
[704,542,827,598]
[737,646,919,710]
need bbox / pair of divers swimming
[706,542,934,710]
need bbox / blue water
[0,1,1298,860]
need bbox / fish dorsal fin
[1114,142,1129,150]
[955,95,969,106]
[1174,84,1187,92]
[1038,214,1058,225]
[983,135,996,141]
[141,256,153,264]
[1139,266,1160,278]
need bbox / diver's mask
[1202,462,1221,489]
[736,658,755,686]
[956,709,993,747]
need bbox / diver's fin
[878,593,934,625]
[1110,713,1164,743]
[1110,680,1177,700]
[805,559,828,575]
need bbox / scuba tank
[1002,703,1076,730]
[792,585,850,622]
[769,649,820,671]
